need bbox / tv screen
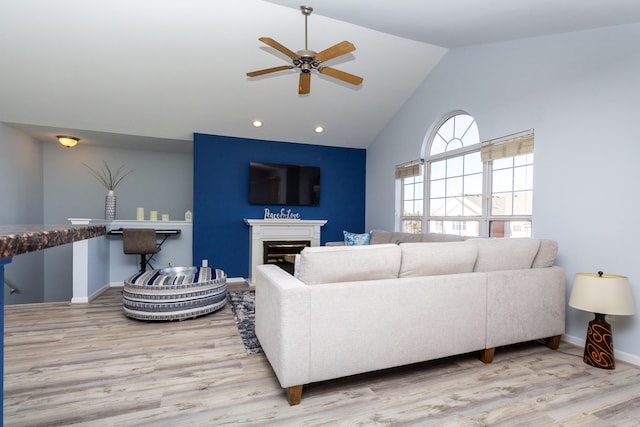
[249,162,320,206]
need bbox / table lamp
[568,271,635,369]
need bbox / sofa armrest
[254,264,311,388]
[485,266,566,348]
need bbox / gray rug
[228,290,263,354]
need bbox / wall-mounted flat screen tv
[249,162,320,206]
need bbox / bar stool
[122,228,160,272]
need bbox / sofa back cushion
[420,232,467,242]
[471,238,541,272]
[369,229,393,244]
[398,242,478,278]
[297,244,401,285]
[369,229,466,245]
[531,239,558,268]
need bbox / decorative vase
[105,190,117,220]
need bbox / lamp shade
[569,272,636,315]
[57,135,79,147]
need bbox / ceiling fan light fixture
[246,5,362,94]
[57,135,79,148]
[252,120,263,128]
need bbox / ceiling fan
[247,5,363,95]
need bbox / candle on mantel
[149,211,158,221]
[162,214,169,221]
[136,207,145,221]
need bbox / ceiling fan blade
[247,65,293,77]
[319,66,363,86]
[315,41,356,63]
[259,37,298,60]
[299,72,311,94]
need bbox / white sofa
[255,238,565,405]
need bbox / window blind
[395,160,423,179]
[481,130,534,162]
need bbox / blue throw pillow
[343,230,371,246]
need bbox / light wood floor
[4,285,640,426]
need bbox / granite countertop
[0,224,107,259]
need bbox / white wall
[0,123,45,303]
[41,141,194,302]
[366,23,640,362]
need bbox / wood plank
[4,286,640,425]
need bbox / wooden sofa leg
[287,385,303,406]
[479,348,495,364]
[545,335,561,350]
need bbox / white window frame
[426,142,485,236]
[396,160,424,233]
[482,131,535,237]
[416,111,534,237]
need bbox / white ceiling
[2,0,640,152]
[266,0,640,47]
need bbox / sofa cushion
[398,242,478,277]
[531,239,558,268]
[420,232,467,242]
[343,230,371,246]
[391,232,423,243]
[471,238,541,272]
[297,244,401,285]
[360,230,467,245]
[369,229,393,244]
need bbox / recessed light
[314,126,324,133]
[252,120,263,128]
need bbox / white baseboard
[562,333,640,367]
[71,282,116,304]
[227,277,247,284]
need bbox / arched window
[397,111,534,237]
[425,112,482,236]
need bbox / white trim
[427,142,481,162]
[420,109,472,159]
[562,333,640,367]
[71,282,112,304]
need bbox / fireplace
[244,219,327,283]
[263,240,310,274]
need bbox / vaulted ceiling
[2,0,640,152]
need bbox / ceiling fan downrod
[297,6,317,74]
[300,6,313,50]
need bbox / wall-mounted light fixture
[57,135,79,148]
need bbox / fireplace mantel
[244,219,327,283]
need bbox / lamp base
[583,313,615,369]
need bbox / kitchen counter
[0,223,107,421]
[0,224,107,259]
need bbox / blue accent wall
[193,133,366,278]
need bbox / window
[482,133,534,237]
[426,113,482,236]
[396,111,534,237]
[396,161,423,233]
